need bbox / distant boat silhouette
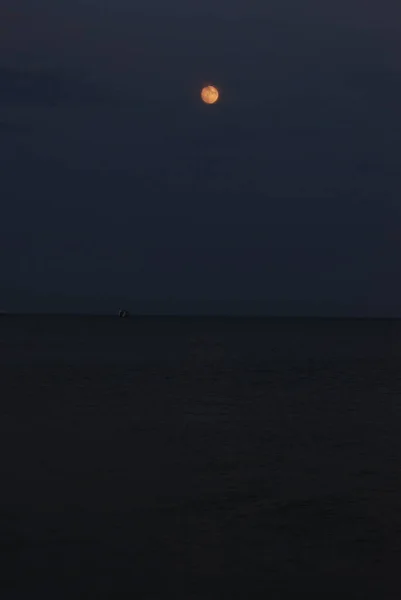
[118,309,130,318]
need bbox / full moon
[201,85,219,104]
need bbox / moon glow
[201,85,219,104]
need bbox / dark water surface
[1,316,401,598]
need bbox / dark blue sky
[1,0,401,314]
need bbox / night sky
[1,0,401,315]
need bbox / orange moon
[201,85,219,104]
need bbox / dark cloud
[0,120,30,133]
[0,66,107,107]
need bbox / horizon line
[1,312,400,320]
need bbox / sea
[1,315,401,598]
